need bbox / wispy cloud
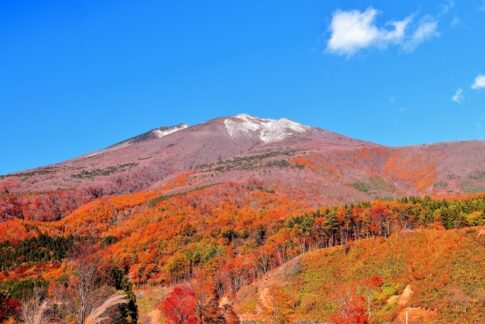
[439,0,455,15]
[472,74,485,90]
[452,88,464,103]
[450,16,460,27]
[326,2,453,57]
[402,16,440,52]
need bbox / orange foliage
[1,178,484,324]
[382,151,439,192]
[290,155,317,172]
[0,219,37,244]
[160,172,192,191]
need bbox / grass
[149,194,174,207]
[148,184,218,207]
[1,168,57,179]
[71,162,138,179]
[197,150,295,173]
[135,286,170,323]
[461,180,485,194]
[352,181,372,193]
[351,176,396,195]
[467,170,485,180]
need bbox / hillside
[2,114,485,222]
[0,180,484,322]
[235,226,485,323]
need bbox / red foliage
[0,190,90,221]
[0,295,21,321]
[363,275,383,290]
[160,286,198,324]
[331,289,368,324]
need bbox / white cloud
[403,17,440,52]
[326,8,412,56]
[472,74,485,90]
[326,8,445,56]
[452,88,463,103]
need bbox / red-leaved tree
[331,285,368,324]
[0,294,21,322]
[160,286,198,324]
[363,275,383,321]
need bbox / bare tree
[447,287,472,314]
[75,255,98,324]
[57,251,120,324]
[22,288,48,324]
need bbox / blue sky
[0,0,484,174]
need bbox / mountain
[0,114,369,192]
[2,114,485,221]
[1,114,484,323]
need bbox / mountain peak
[224,113,310,143]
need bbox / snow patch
[153,124,188,138]
[83,124,188,158]
[224,114,310,143]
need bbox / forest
[0,184,484,323]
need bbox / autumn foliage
[0,294,21,322]
[159,286,198,324]
[0,182,484,322]
[236,226,484,323]
[331,288,368,324]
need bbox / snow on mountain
[153,124,188,138]
[224,114,310,143]
[83,124,189,158]
[3,113,485,222]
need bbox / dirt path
[259,286,273,311]
[398,284,413,305]
[236,259,303,322]
[146,309,161,324]
[394,284,437,323]
[236,277,279,322]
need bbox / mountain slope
[1,114,485,221]
[234,226,485,323]
[1,114,370,192]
